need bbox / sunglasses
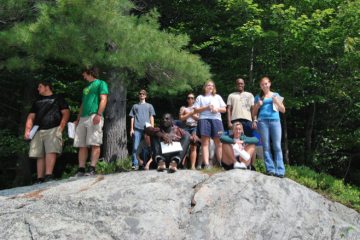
[139,93,146,96]
[187,97,194,99]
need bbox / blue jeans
[257,119,285,175]
[132,129,144,167]
[140,149,151,168]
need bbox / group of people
[25,65,286,185]
[131,77,286,177]
[25,66,108,183]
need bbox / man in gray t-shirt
[129,89,156,170]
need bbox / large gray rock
[0,170,359,239]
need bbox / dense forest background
[1,0,360,190]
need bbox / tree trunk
[103,70,128,163]
[248,47,254,86]
[305,103,316,163]
[283,112,290,165]
[16,79,37,185]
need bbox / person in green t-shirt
[72,66,109,177]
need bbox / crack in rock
[24,220,34,240]
[189,174,213,214]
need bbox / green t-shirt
[81,79,109,117]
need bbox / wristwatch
[254,120,258,123]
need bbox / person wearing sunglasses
[179,93,199,169]
[129,89,156,170]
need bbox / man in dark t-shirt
[25,81,70,184]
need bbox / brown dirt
[6,188,50,200]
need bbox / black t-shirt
[29,94,69,130]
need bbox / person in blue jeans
[252,77,286,178]
[136,133,153,170]
[129,89,155,170]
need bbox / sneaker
[278,174,285,178]
[239,162,247,169]
[139,166,145,170]
[131,166,136,170]
[157,160,166,171]
[34,178,44,185]
[85,167,96,176]
[44,175,55,183]
[233,162,242,169]
[205,165,211,170]
[197,166,202,170]
[267,172,275,176]
[191,167,196,170]
[169,160,177,173]
[73,171,85,177]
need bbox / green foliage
[60,156,132,179]
[286,165,360,211]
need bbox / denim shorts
[220,156,240,170]
[197,119,224,138]
[182,126,197,135]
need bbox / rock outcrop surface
[0,170,359,239]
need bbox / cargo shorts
[73,114,104,147]
[29,126,62,158]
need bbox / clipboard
[161,142,183,154]
[273,95,284,112]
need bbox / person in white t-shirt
[179,93,199,170]
[194,81,226,169]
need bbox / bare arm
[24,113,36,139]
[74,103,83,127]
[150,115,154,127]
[130,117,135,137]
[59,109,70,132]
[93,94,108,125]
[252,103,260,130]
[180,110,197,121]
[211,106,226,114]
[272,95,285,113]
[192,113,199,121]
[194,105,211,113]
[227,105,232,128]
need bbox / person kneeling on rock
[145,113,199,173]
[220,122,258,170]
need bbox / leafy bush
[286,165,360,211]
[60,156,132,179]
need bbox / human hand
[58,125,64,132]
[130,129,134,137]
[73,120,79,127]
[24,131,30,140]
[252,122,258,130]
[228,122,233,129]
[211,107,219,114]
[163,134,173,145]
[258,99,263,106]
[272,95,278,104]
[93,115,101,125]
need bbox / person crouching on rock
[145,113,200,173]
[220,122,258,170]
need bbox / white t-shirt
[194,94,226,120]
[185,107,195,122]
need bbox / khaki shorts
[73,114,104,147]
[29,126,62,158]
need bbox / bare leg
[221,144,238,165]
[190,145,197,169]
[90,145,100,167]
[45,153,57,175]
[198,154,203,167]
[37,158,45,178]
[239,144,256,167]
[201,136,210,165]
[213,136,222,165]
[251,153,255,166]
[78,147,88,168]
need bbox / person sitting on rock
[135,133,154,170]
[145,113,199,173]
[220,122,259,170]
